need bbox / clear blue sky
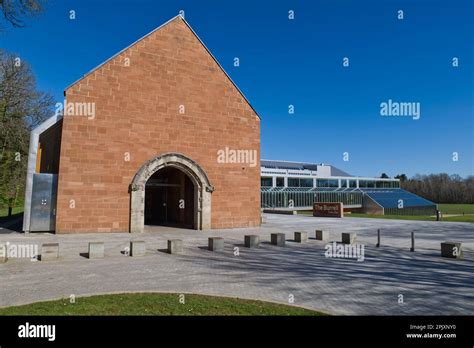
[1,0,472,178]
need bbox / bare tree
[395,174,407,182]
[0,0,46,29]
[0,49,53,216]
[402,173,474,204]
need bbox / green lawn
[437,204,474,215]
[298,204,474,223]
[438,215,474,223]
[0,293,325,316]
[345,212,474,223]
[0,206,23,218]
[344,213,436,221]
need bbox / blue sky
[1,0,472,177]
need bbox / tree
[401,173,474,204]
[395,174,407,182]
[380,173,389,178]
[0,0,46,29]
[0,49,53,216]
[0,150,24,216]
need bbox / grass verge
[0,293,326,316]
[437,204,474,215]
[0,207,23,219]
[297,204,474,223]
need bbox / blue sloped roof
[360,189,436,208]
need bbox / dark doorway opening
[144,167,195,229]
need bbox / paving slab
[0,214,472,315]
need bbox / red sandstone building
[23,15,261,234]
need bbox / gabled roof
[330,166,352,177]
[65,15,260,119]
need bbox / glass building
[260,160,436,215]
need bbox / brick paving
[0,214,473,315]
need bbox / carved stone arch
[130,153,214,233]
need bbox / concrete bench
[88,242,104,259]
[294,232,308,243]
[244,235,259,248]
[41,243,59,261]
[208,237,224,251]
[130,241,146,257]
[315,230,327,241]
[168,239,183,254]
[0,244,7,263]
[441,242,463,259]
[342,233,356,245]
[271,233,286,246]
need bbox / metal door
[30,173,58,232]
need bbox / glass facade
[276,177,284,187]
[376,181,394,188]
[261,177,272,187]
[288,177,313,187]
[260,175,400,189]
[358,179,399,188]
[359,180,376,188]
[301,178,313,187]
[261,190,363,208]
[287,178,298,187]
[316,179,339,188]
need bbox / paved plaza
[0,214,473,315]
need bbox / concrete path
[0,214,473,315]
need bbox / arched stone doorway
[129,153,214,233]
[144,166,195,228]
